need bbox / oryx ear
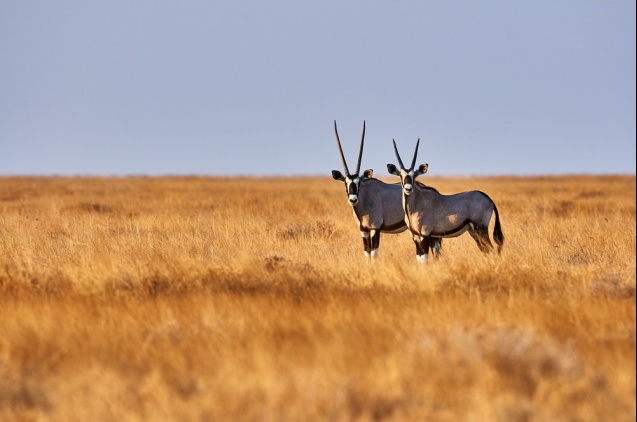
[332,170,345,181]
[363,169,373,179]
[418,163,429,174]
[387,164,400,176]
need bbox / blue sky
[1,1,635,176]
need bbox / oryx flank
[387,139,504,263]
[332,121,440,259]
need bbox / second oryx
[388,139,504,263]
[331,121,440,259]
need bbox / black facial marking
[348,179,358,195]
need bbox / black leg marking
[420,235,431,263]
[413,238,424,256]
[412,234,430,263]
[361,236,369,254]
[361,230,373,256]
[371,230,381,251]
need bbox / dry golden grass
[0,175,634,421]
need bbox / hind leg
[468,224,493,253]
[429,237,442,259]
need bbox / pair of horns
[393,138,420,171]
[334,120,365,175]
[335,121,420,173]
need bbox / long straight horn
[355,120,365,174]
[334,120,350,174]
[393,139,405,169]
[409,138,420,171]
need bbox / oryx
[331,121,441,259]
[387,139,504,263]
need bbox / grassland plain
[0,175,634,421]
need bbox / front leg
[361,230,372,258]
[412,234,429,263]
[370,229,380,259]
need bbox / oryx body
[388,139,503,263]
[348,177,411,258]
[332,121,440,258]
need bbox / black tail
[492,203,504,254]
[476,191,505,254]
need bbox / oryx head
[331,120,373,207]
[387,138,428,196]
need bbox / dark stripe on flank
[381,220,407,232]
[432,220,471,237]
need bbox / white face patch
[370,249,378,259]
[346,177,360,188]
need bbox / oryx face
[398,168,416,196]
[332,120,368,207]
[332,171,362,206]
[387,138,428,196]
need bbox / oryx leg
[370,229,380,259]
[429,237,441,260]
[413,234,429,263]
[468,223,493,253]
[361,230,372,258]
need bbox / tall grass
[0,175,634,421]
